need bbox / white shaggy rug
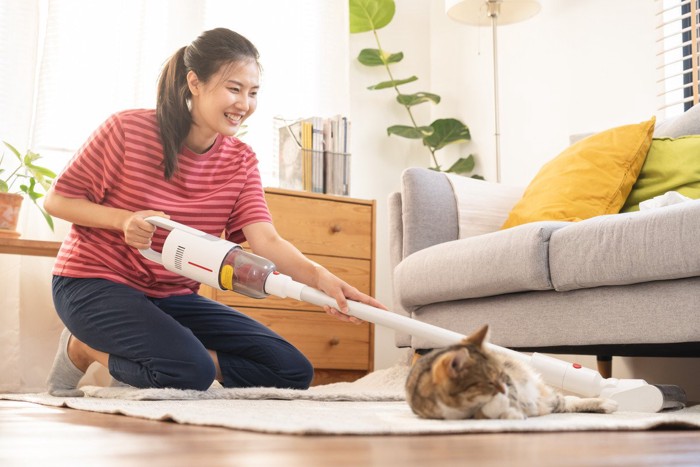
[2,365,699,435]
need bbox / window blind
[656,0,699,117]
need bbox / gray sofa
[388,106,700,373]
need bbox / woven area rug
[2,364,699,435]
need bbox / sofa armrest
[399,168,460,259]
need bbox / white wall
[349,0,436,368]
[350,0,700,401]
[431,0,658,185]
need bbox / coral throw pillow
[501,117,655,229]
[621,135,700,212]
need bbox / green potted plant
[350,0,482,177]
[0,141,56,237]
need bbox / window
[656,0,699,117]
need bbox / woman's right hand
[122,211,170,249]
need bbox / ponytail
[156,46,191,180]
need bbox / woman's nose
[235,97,250,111]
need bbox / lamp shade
[446,0,541,26]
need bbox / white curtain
[0,0,350,392]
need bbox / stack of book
[277,115,351,196]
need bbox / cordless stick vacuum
[140,217,686,413]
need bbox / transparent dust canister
[218,247,276,299]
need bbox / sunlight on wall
[3,0,349,191]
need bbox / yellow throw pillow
[621,135,700,212]
[501,117,655,229]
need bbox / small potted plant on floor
[0,141,56,238]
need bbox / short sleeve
[53,114,125,203]
[225,149,272,244]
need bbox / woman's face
[187,59,259,150]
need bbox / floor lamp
[445,0,541,183]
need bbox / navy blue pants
[52,276,314,390]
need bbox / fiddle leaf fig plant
[349,0,482,177]
[1,141,56,230]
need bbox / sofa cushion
[621,136,700,212]
[445,173,524,239]
[394,221,568,308]
[501,117,655,229]
[549,200,700,291]
[654,103,700,138]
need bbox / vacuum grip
[139,216,202,265]
[139,246,164,265]
[137,216,176,265]
[143,216,208,236]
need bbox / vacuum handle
[138,216,205,265]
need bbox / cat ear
[432,348,471,383]
[466,324,490,347]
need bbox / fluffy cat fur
[405,325,618,420]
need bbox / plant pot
[0,192,23,238]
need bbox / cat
[405,325,618,420]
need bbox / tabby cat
[405,325,618,420]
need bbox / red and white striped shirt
[52,109,272,298]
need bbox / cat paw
[500,408,526,420]
[598,398,618,414]
[481,393,510,419]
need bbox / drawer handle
[329,337,340,346]
[330,224,342,234]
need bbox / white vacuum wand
[140,217,685,413]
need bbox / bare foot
[67,334,95,373]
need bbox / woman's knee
[283,354,314,390]
[151,353,217,391]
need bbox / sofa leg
[596,355,613,378]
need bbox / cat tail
[558,395,618,414]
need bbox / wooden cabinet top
[0,238,62,257]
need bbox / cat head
[430,325,506,397]
[405,325,507,419]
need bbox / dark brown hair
[156,28,260,180]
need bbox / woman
[44,28,384,396]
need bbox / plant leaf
[0,180,8,192]
[446,155,476,174]
[26,192,55,231]
[26,165,56,178]
[471,174,485,180]
[423,118,471,151]
[349,0,396,33]
[396,92,441,106]
[3,141,22,162]
[368,76,417,90]
[387,125,434,139]
[357,48,403,66]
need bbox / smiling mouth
[224,113,241,123]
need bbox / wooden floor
[2,401,700,467]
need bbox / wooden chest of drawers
[199,188,376,385]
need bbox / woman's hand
[314,267,388,324]
[122,211,169,249]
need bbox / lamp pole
[488,1,502,182]
[445,0,541,184]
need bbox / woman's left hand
[314,267,388,324]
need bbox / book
[277,115,351,196]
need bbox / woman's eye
[228,87,240,93]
